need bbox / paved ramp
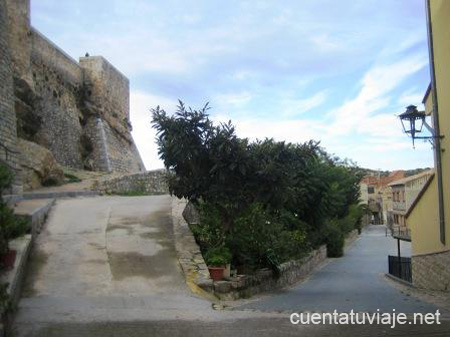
[14,195,211,336]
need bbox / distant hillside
[403,168,432,177]
[360,168,431,178]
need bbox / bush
[152,101,363,269]
[0,164,30,256]
[190,202,226,251]
[227,203,308,272]
[323,220,345,257]
[0,164,13,192]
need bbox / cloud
[397,90,424,107]
[130,91,177,170]
[282,91,328,116]
[215,91,254,107]
[328,54,428,136]
[310,34,342,52]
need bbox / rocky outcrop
[18,138,64,190]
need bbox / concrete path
[14,195,215,336]
[236,225,437,313]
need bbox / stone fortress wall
[0,0,145,192]
[0,0,22,193]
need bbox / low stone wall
[412,250,450,291]
[0,234,32,322]
[96,169,169,195]
[171,201,362,300]
[213,245,327,300]
[171,199,328,300]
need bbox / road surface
[13,199,449,337]
[236,225,436,313]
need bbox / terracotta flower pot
[208,265,225,281]
[1,249,17,270]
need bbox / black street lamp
[399,105,440,147]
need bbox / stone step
[14,198,55,238]
[3,194,23,206]
[4,189,100,204]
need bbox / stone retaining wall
[97,169,169,195]
[412,250,450,291]
[213,245,327,300]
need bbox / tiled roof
[388,170,434,187]
[360,170,405,188]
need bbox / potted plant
[205,246,232,281]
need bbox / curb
[385,273,414,287]
[171,197,214,296]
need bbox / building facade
[388,171,433,233]
[405,0,450,291]
[359,171,404,224]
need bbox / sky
[31,0,434,171]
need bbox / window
[368,187,375,194]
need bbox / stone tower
[0,0,145,192]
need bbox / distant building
[388,170,433,233]
[359,171,404,224]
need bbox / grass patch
[115,190,148,197]
[64,173,82,183]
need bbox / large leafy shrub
[227,203,308,272]
[152,102,363,270]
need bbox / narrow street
[236,225,436,313]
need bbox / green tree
[152,101,362,268]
